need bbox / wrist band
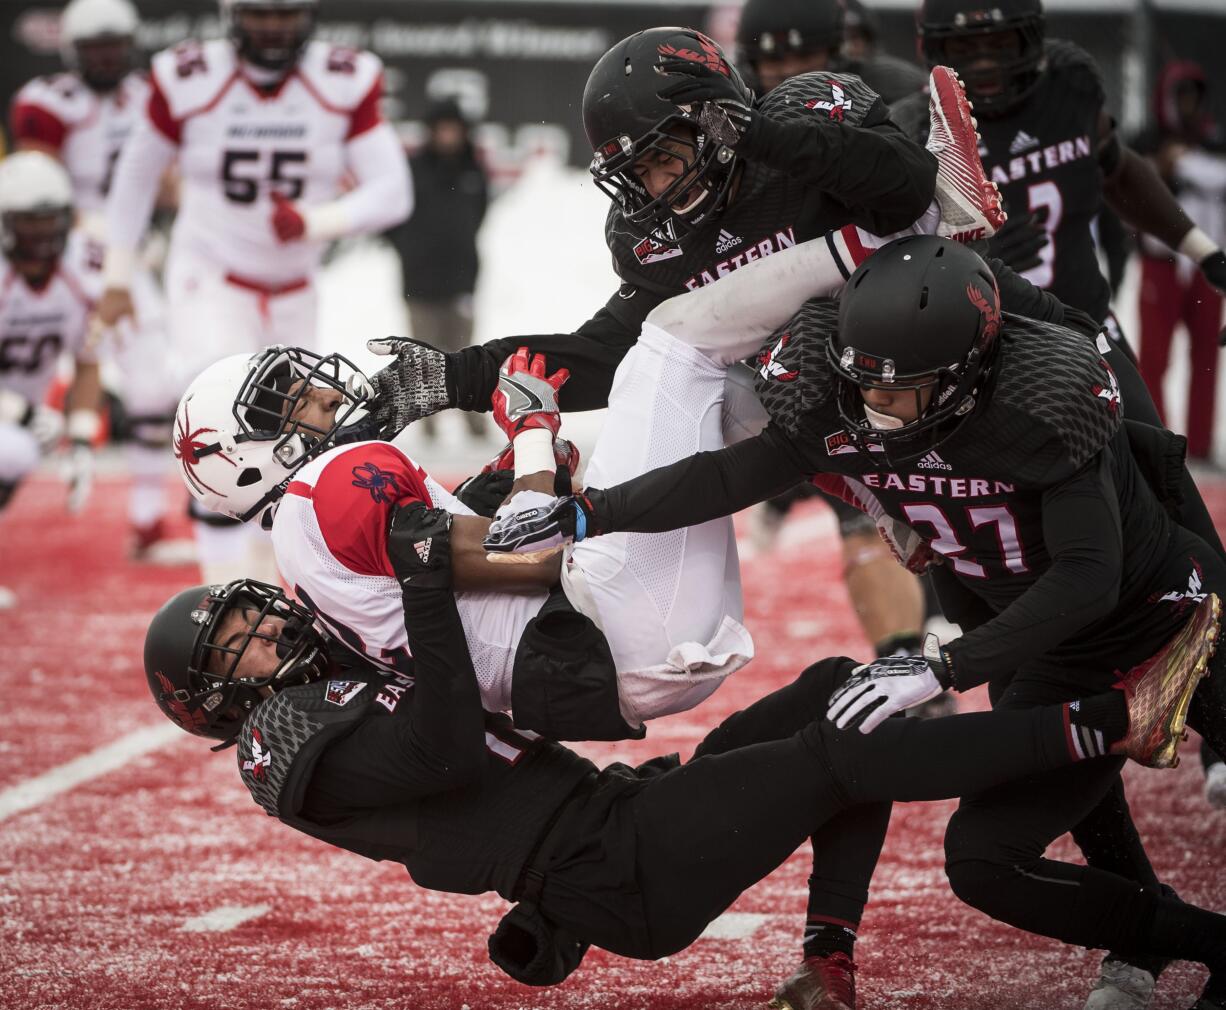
[67,409,101,445]
[1177,226,1219,264]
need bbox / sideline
[0,722,182,823]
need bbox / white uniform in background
[104,34,412,583]
[0,230,101,497]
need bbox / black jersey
[449,72,937,413]
[892,41,1113,322]
[592,304,1176,687]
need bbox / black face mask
[2,210,72,273]
[75,37,134,93]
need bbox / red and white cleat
[927,65,1007,243]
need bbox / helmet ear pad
[829,236,1001,463]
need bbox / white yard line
[0,722,182,823]
[180,905,272,932]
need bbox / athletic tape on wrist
[66,409,101,444]
[1178,226,1220,264]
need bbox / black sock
[1063,693,1129,759]
[1146,891,1226,974]
[802,919,856,960]
[875,631,923,658]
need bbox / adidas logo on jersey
[1009,130,1039,155]
[715,228,743,255]
[916,450,952,471]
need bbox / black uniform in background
[578,298,1226,951]
[893,40,1115,322]
[444,72,937,414]
[234,553,1163,980]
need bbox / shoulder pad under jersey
[295,40,383,111]
[752,296,839,436]
[757,71,884,130]
[150,38,238,120]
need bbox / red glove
[490,347,570,440]
[270,192,306,243]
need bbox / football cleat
[1083,958,1156,1010]
[1205,761,1226,810]
[769,952,856,1010]
[1110,593,1220,769]
[927,65,1007,242]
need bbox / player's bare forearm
[451,514,561,591]
[64,360,102,415]
[1103,147,1196,251]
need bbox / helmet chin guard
[174,346,372,523]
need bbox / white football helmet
[174,346,372,524]
[221,0,318,71]
[0,152,74,265]
[61,0,138,45]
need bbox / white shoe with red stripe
[927,65,1006,242]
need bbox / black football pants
[554,657,1081,960]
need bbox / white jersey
[148,38,384,285]
[0,230,102,405]
[271,441,547,713]
[10,71,149,214]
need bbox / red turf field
[2,473,1224,1010]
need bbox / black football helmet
[827,236,1002,465]
[144,580,329,743]
[583,27,752,243]
[735,0,845,85]
[918,0,1045,116]
[222,0,318,72]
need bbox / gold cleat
[1110,593,1220,768]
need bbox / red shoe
[769,953,856,1010]
[927,65,1006,242]
[1110,593,1220,768]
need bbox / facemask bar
[232,345,370,467]
[922,20,1045,114]
[589,115,737,244]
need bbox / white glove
[31,406,65,452]
[63,442,94,513]
[826,635,954,734]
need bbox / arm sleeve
[448,294,649,413]
[989,255,1067,323]
[301,587,489,812]
[739,103,937,235]
[588,424,811,534]
[305,121,413,241]
[103,113,177,284]
[944,454,1124,689]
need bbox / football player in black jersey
[736,0,926,104]
[142,503,1224,1002]
[484,235,1226,1010]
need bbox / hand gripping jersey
[270,441,548,712]
[893,41,1112,321]
[604,72,903,312]
[9,71,149,213]
[235,672,593,898]
[147,38,383,285]
[0,230,102,405]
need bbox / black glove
[986,213,1049,274]
[655,57,754,149]
[1198,251,1226,345]
[386,502,453,590]
[452,469,514,519]
[364,336,453,438]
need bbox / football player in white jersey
[97,0,412,584]
[10,0,185,562]
[0,152,105,608]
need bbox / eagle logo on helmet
[174,402,235,498]
[155,670,209,732]
[242,727,271,782]
[965,281,1001,341]
[657,32,730,77]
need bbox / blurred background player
[735,0,925,104]
[0,151,104,608]
[733,0,933,678]
[95,0,411,585]
[384,97,489,445]
[9,0,184,562]
[1132,60,1225,468]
